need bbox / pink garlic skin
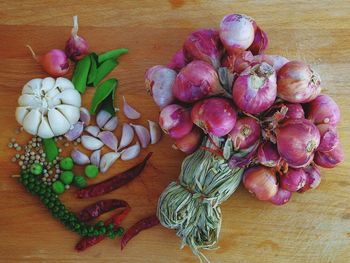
[317,124,339,152]
[248,26,269,55]
[314,143,344,168]
[232,62,277,114]
[307,94,341,125]
[172,60,224,103]
[228,116,260,150]
[159,104,193,139]
[257,141,281,168]
[173,127,203,154]
[280,168,307,192]
[276,119,320,168]
[270,188,292,205]
[145,65,177,109]
[191,97,237,137]
[167,49,187,72]
[299,164,321,192]
[183,28,222,69]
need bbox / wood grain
[0,1,349,262]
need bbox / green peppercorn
[107,223,114,231]
[84,164,99,179]
[52,181,65,195]
[59,157,74,170]
[100,226,107,235]
[33,186,40,193]
[60,171,74,185]
[28,182,35,190]
[29,177,35,183]
[30,163,43,175]
[107,231,117,239]
[73,175,87,188]
[81,228,88,236]
[96,220,105,228]
[116,227,124,237]
[88,226,94,233]
[93,229,99,236]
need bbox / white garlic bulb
[15,77,81,138]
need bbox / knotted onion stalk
[157,136,243,262]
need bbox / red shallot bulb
[145,65,176,109]
[228,116,260,150]
[173,127,202,154]
[248,26,268,55]
[284,103,305,119]
[314,143,344,168]
[276,119,320,168]
[277,61,321,103]
[234,51,254,73]
[159,104,193,139]
[270,188,292,205]
[257,141,281,167]
[317,124,339,152]
[253,54,289,73]
[243,166,278,201]
[219,14,255,54]
[299,164,321,192]
[232,62,277,114]
[280,168,307,192]
[167,49,186,72]
[65,16,89,61]
[307,94,340,125]
[183,28,222,69]
[191,97,237,137]
[173,60,225,103]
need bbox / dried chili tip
[120,214,160,250]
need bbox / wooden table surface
[0,1,349,262]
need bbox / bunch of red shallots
[145,13,343,206]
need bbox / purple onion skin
[167,49,187,72]
[270,188,292,205]
[317,124,339,152]
[228,116,260,150]
[183,28,222,69]
[314,143,344,168]
[248,26,269,55]
[257,141,281,167]
[285,103,305,119]
[280,168,307,192]
[232,62,277,114]
[253,54,289,73]
[299,164,321,192]
[276,119,320,168]
[173,60,224,103]
[307,94,341,125]
[65,36,89,61]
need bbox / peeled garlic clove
[23,109,41,135]
[81,135,104,150]
[15,106,30,125]
[79,107,91,126]
[64,121,84,141]
[98,131,118,151]
[123,96,141,119]
[100,152,120,173]
[71,149,90,165]
[148,120,162,144]
[55,104,80,124]
[103,116,118,131]
[121,142,141,161]
[131,124,150,148]
[85,125,100,137]
[90,150,101,167]
[118,123,134,150]
[48,108,71,136]
[96,110,112,129]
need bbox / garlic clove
[18,94,41,108]
[85,125,100,137]
[90,150,101,167]
[22,78,42,94]
[123,96,141,119]
[71,149,90,165]
[100,152,120,173]
[81,135,104,150]
[131,124,150,148]
[55,77,75,91]
[121,142,141,161]
[118,123,134,150]
[64,121,84,141]
[37,116,55,139]
[41,77,56,93]
[98,131,118,151]
[96,110,112,129]
[148,120,162,144]
[58,89,81,107]
[103,116,118,131]
[79,107,90,126]
[23,109,41,135]
[55,104,80,124]
[48,108,71,136]
[15,106,30,125]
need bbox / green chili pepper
[87,53,98,86]
[72,54,91,93]
[42,138,58,162]
[98,48,128,64]
[90,78,118,115]
[93,59,118,87]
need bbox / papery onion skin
[191,97,237,137]
[314,143,344,168]
[173,60,224,103]
[248,26,268,55]
[276,118,320,168]
[299,164,321,192]
[65,16,89,61]
[317,124,339,152]
[307,94,340,125]
[277,61,321,103]
[232,62,277,114]
[270,188,292,205]
[220,51,254,74]
[243,166,278,201]
[257,141,281,167]
[173,127,203,154]
[183,28,222,69]
[228,116,260,150]
[159,104,193,139]
[167,49,187,72]
[280,168,307,192]
[285,103,305,119]
[253,54,289,73]
[219,13,255,54]
[145,65,176,109]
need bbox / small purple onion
[284,103,305,119]
[280,168,307,192]
[317,124,339,152]
[314,143,344,168]
[299,164,321,192]
[168,49,187,72]
[270,188,292,205]
[65,16,89,61]
[248,25,269,55]
[228,116,260,150]
[307,94,340,125]
[257,141,281,167]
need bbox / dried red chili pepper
[78,199,129,221]
[77,152,153,198]
[121,214,160,250]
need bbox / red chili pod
[78,199,129,221]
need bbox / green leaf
[42,138,59,162]
[90,78,118,115]
[93,59,118,87]
[87,53,98,86]
[98,48,128,64]
[71,54,91,93]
